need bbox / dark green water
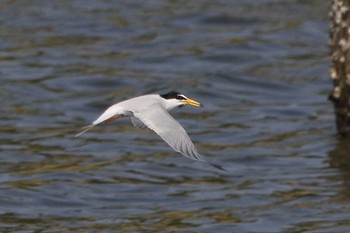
[1,1,347,232]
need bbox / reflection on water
[328,139,350,202]
[1,0,347,232]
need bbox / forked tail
[75,124,96,137]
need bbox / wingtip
[188,155,227,172]
[185,153,227,172]
[209,163,228,172]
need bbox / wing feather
[133,106,205,161]
[131,117,148,129]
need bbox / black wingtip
[209,163,228,172]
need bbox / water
[0,0,347,232]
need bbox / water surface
[1,1,347,232]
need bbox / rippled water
[1,0,348,232]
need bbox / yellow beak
[182,98,203,108]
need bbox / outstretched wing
[133,106,205,161]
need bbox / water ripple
[0,0,344,232]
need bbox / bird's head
[160,91,203,111]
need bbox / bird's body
[92,94,177,125]
[76,92,206,162]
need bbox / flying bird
[76,91,207,162]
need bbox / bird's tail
[75,124,96,137]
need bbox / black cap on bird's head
[161,91,183,100]
[160,91,203,108]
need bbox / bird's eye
[176,94,186,100]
